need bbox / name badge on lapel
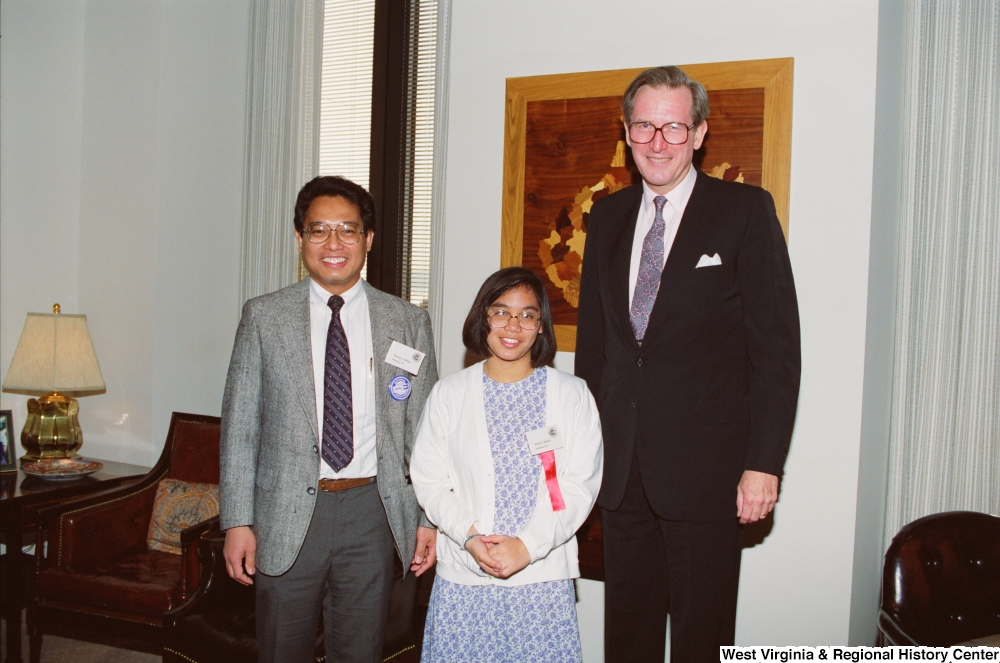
[384,340,426,375]
[526,426,563,455]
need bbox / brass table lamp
[1,304,106,462]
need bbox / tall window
[319,1,376,190]
[318,0,439,307]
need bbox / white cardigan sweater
[410,362,603,587]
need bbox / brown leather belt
[318,476,376,492]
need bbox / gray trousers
[256,481,395,663]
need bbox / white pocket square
[696,253,722,268]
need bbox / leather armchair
[163,536,420,663]
[28,412,222,661]
[878,510,1000,645]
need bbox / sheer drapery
[426,0,451,357]
[240,0,323,305]
[884,0,1000,548]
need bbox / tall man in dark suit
[575,66,800,662]
[220,176,439,663]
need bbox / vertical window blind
[319,0,375,190]
[401,0,438,308]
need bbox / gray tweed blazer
[219,278,438,576]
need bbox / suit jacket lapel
[642,170,715,346]
[608,187,643,349]
[365,283,405,451]
[277,279,319,442]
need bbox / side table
[0,459,149,663]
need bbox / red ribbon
[540,451,566,512]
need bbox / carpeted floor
[1,610,159,663]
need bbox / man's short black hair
[462,267,557,368]
[294,176,376,234]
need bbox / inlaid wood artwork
[502,59,793,352]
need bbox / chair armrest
[34,473,165,570]
[181,515,222,548]
[179,515,221,599]
[164,535,254,631]
[165,536,222,631]
[30,481,138,571]
[878,609,920,645]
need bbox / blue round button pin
[389,375,411,401]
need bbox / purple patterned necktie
[322,295,353,471]
[630,195,669,344]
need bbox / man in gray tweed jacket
[220,176,438,663]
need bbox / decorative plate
[21,458,104,480]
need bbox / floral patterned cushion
[146,478,219,555]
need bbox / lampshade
[2,311,106,395]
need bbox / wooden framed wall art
[501,58,793,352]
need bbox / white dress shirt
[309,277,378,479]
[627,165,698,310]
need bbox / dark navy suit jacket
[575,170,801,521]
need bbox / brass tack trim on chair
[383,644,417,661]
[162,648,199,663]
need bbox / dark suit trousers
[256,481,395,663]
[603,456,742,663]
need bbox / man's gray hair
[621,66,710,127]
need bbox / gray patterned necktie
[630,195,668,343]
[322,295,353,471]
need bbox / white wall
[1,0,249,466]
[440,0,881,654]
[0,0,86,453]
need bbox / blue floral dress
[420,368,583,663]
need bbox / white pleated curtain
[240,0,323,305]
[883,0,1000,548]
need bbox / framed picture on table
[500,58,794,352]
[0,410,16,473]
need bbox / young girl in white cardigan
[410,267,603,663]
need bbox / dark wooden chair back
[166,415,221,484]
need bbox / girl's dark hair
[462,267,557,368]
[293,176,376,233]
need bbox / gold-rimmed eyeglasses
[627,121,694,145]
[487,309,540,331]
[303,222,365,245]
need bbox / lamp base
[20,392,83,463]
